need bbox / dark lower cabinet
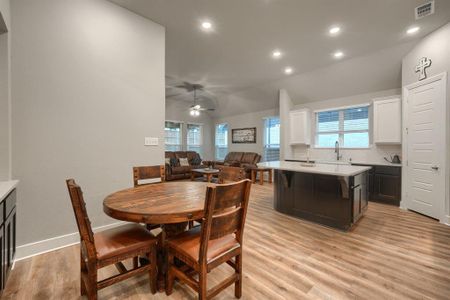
[1,189,16,293]
[4,207,16,280]
[353,164,401,206]
[373,174,401,204]
[274,170,368,230]
[0,224,4,290]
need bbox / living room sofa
[165,151,207,181]
[213,152,261,178]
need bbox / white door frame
[401,72,449,224]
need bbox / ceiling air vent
[415,1,435,20]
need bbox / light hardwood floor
[3,183,450,299]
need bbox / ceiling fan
[188,84,215,116]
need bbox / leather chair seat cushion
[94,224,157,260]
[167,227,240,263]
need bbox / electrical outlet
[144,137,159,146]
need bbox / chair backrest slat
[213,181,247,210]
[199,180,251,263]
[133,165,165,187]
[218,166,245,184]
[209,208,242,240]
[66,179,95,244]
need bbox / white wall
[11,0,165,246]
[401,22,450,224]
[283,89,402,164]
[0,0,10,181]
[279,89,293,161]
[213,108,279,159]
[165,98,214,160]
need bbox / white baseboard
[440,215,450,226]
[15,221,125,262]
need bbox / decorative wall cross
[415,57,432,81]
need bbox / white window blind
[165,121,182,151]
[263,117,280,161]
[187,123,203,155]
[316,106,369,148]
[215,123,228,160]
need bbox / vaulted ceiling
[110,0,450,117]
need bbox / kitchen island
[258,161,371,230]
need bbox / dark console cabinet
[353,164,401,206]
[1,189,16,292]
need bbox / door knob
[431,166,439,170]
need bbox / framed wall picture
[232,127,257,143]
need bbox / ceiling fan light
[190,110,195,116]
[194,110,200,116]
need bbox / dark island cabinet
[1,189,16,292]
[274,170,368,231]
[352,164,401,206]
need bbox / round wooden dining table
[103,181,210,291]
[104,181,209,224]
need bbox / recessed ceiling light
[407,26,420,35]
[201,21,212,30]
[284,67,293,74]
[333,51,344,58]
[329,26,341,35]
[272,50,282,58]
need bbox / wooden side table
[251,168,273,185]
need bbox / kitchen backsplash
[289,144,402,164]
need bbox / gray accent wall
[11,0,165,246]
[0,0,10,181]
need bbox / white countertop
[0,180,19,202]
[350,161,402,167]
[258,161,372,177]
[286,158,402,167]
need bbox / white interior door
[405,73,446,219]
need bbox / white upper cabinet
[289,109,311,145]
[373,97,401,144]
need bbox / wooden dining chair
[165,179,252,300]
[217,166,245,184]
[66,179,157,300]
[133,165,165,187]
[133,165,165,230]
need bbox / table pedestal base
[139,222,189,292]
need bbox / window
[263,117,280,161]
[315,106,369,148]
[187,123,203,155]
[165,121,182,151]
[215,123,228,160]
